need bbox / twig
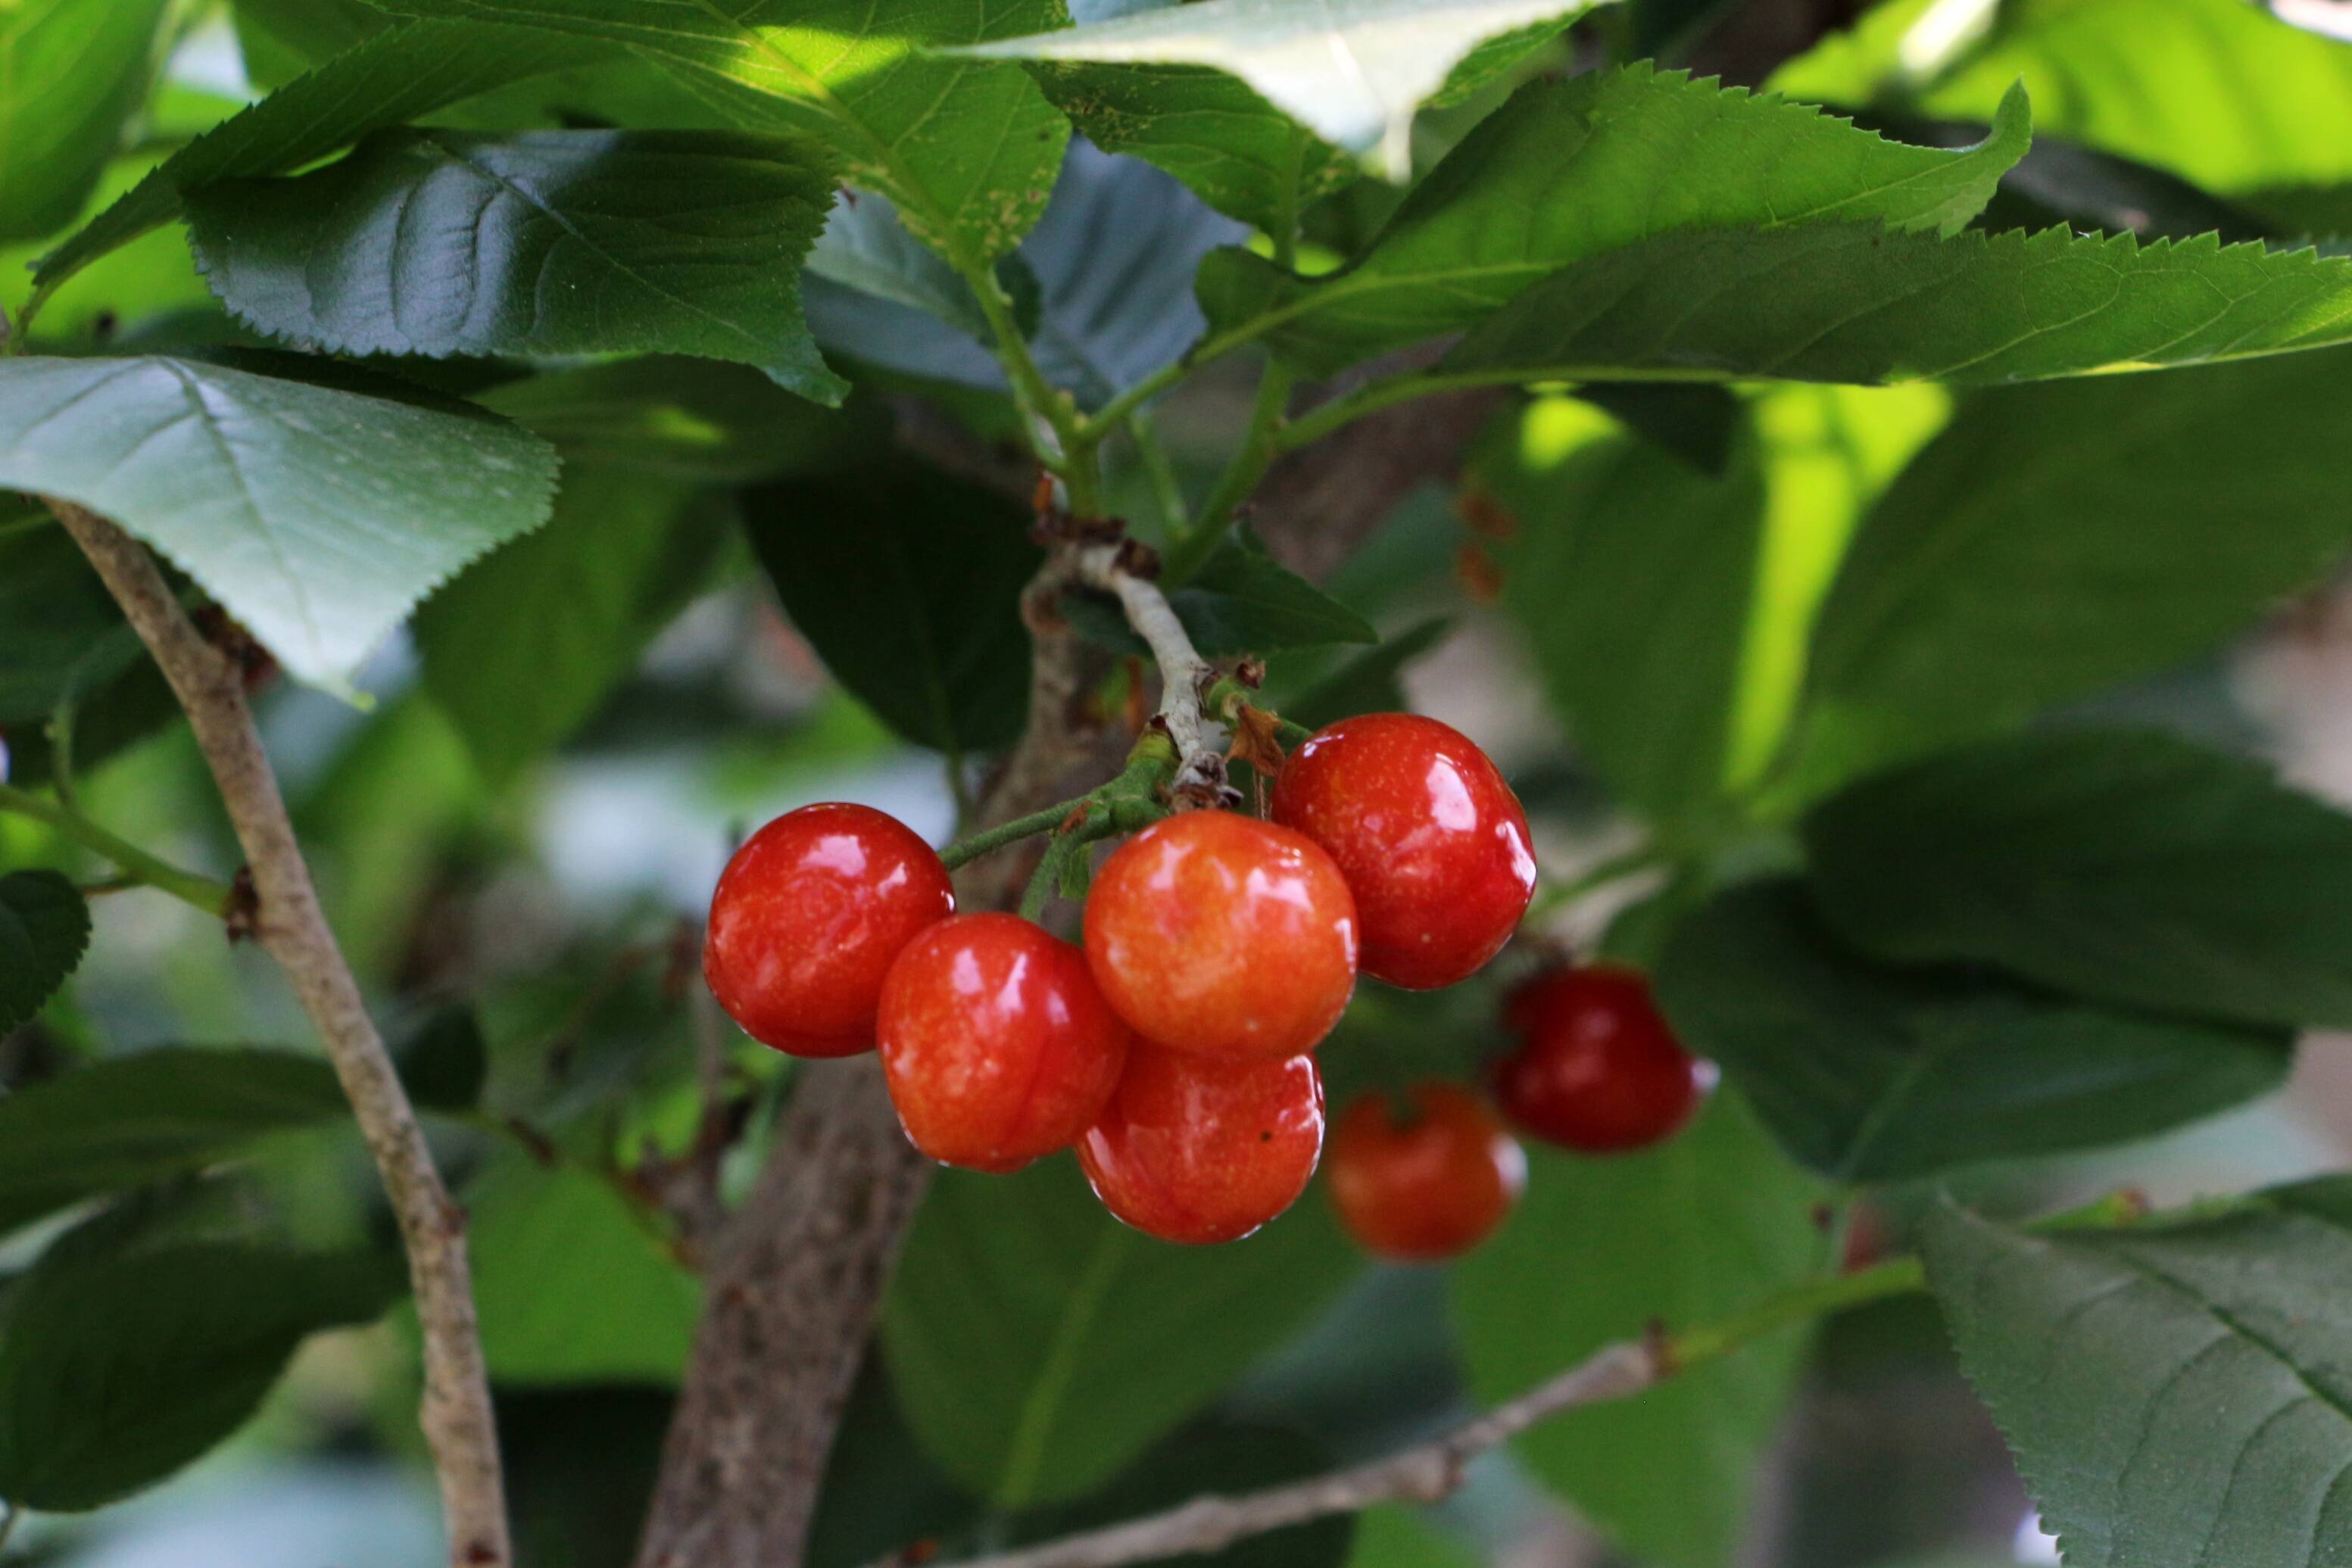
[47,499,510,1568]
[907,1255,1931,1568]
[1065,541,1230,807]
[0,781,232,915]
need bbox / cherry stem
[0,781,233,916]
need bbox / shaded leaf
[806,143,1246,410]
[1009,1420,1354,1566]
[0,519,147,724]
[1196,66,2030,377]
[1654,880,2293,1183]
[744,462,1040,753]
[967,0,1604,187]
[417,470,729,784]
[0,356,559,690]
[882,1157,1359,1507]
[0,1242,403,1510]
[1450,1094,1821,1568]
[376,0,1072,264]
[0,1048,348,1238]
[35,20,618,293]
[466,1151,700,1384]
[0,871,92,1040]
[1803,728,2352,1033]
[1440,222,2352,390]
[1792,348,2352,788]
[1172,538,1379,656]
[476,357,856,483]
[1923,1179,2352,1567]
[0,0,172,243]
[229,0,394,91]
[189,129,845,402]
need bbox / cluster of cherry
[703,714,1705,1252]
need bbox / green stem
[0,782,232,915]
[942,797,1090,871]
[1667,1255,1927,1371]
[1166,355,1296,584]
[1521,842,1670,924]
[961,260,1098,513]
[1128,409,1190,538]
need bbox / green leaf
[476,357,856,483]
[1776,0,2352,198]
[0,871,92,1040]
[1653,881,2294,1183]
[0,0,172,243]
[0,355,559,691]
[33,20,619,295]
[965,0,1605,192]
[1803,728,2352,1035]
[1792,348,2352,789]
[465,1150,701,1384]
[417,469,729,784]
[744,461,1040,753]
[1499,409,1765,825]
[374,0,1072,265]
[882,1157,1359,1508]
[1171,538,1379,656]
[0,1240,403,1510]
[0,519,148,724]
[0,1047,349,1238]
[807,191,997,344]
[1194,66,2031,378]
[229,0,394,91]
[188,129,846,403]
[1449,1094,1821,1568]
[1923,1178,2352,1568]
[1439,222,2352,391]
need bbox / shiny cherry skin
[1326,1083,1527,1261]
[1271,713,1535,991]
[703,803,954,1058]
[878,914,1130,1173]
[1491,965,1704,1153]
[1083,810,1358,1061]
[1078,1043,1326,1245]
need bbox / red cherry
[1270,713,1535,991]
[703,803,953,1058]
[1327,1083,1526,1261]
[1083,810,1357,1061]
[878,914,1130,1173]
[1077,1043,1324,1245]
[1490,965,1705,1153]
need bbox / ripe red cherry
[1491,965,1705,1153]
[1083,810,1357,1061]
[1271,713,1535,991]
[1326,1083,1527,1261]
[1078,1043,1325,1245]
[878,914,1130,1173]
[703,803,953,1058]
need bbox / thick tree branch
[48,500,509,1568]
[911,1342,1662,1568]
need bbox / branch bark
[902,1342,1662,1568]
[48,499,510,1568]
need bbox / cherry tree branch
[1065,540,1229,806]
[907,1255,1936,1568]
[47,499,510,1568]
